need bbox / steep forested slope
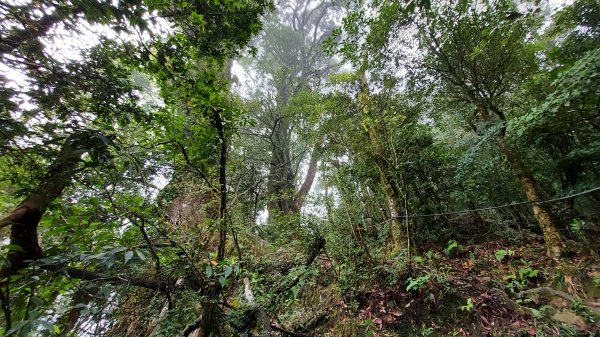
[0,0,599,336]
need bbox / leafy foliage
[1,0,599,336]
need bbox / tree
[241,0,339,223]
[416,1,565,257]
[0,0,271,334]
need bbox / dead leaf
[389,310,402,317]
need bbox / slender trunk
[215,59,233,261]
[497,138,565,257]
[214,109,228,262]
[358,71,403,248]
[190,63,234,337]
[291,142,321,213]
[478,105,564,257]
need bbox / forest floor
[293,235,600,336]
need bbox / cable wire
[392,186,600,219]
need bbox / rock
[549,296,569,309]
[551,309,587,329]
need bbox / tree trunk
[497,138,565,257]
[478,105,565,258]
[291,142,321,213]
[267,115,297,221]
[215,110,228,262]
[0,131,104,277]
[215,59,233,261]
[358,71,403,248]
[378,165,403,246]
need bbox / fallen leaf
[389,310,402,317]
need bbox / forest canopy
[0,0,599,336]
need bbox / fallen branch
[276,236,325,294]
[297,312,328,333]
[183,316,203,337]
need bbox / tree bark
[291,142,321,213]
[478,105,565,257]
[0,131,106,277]
[267,115,297,220]
[358,72,403,248]
[497,138,565,257]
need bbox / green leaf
[224,265,233,279]
[495,249,513,262]
[35,319,55,331]
[205,265,213,277]
[2,244,24,252]
[135,249,146,261]
[109,246,127,255]
[124,251,133,264]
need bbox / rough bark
[373,146,403,246]
[267,113,297,219]
[268,135,321,217]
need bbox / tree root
[491,287,600,317]
[521,287,600,314]
[490,288,537,316]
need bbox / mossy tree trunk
[358,72,404,249]
[478,105,565,258]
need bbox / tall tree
[242,0,339,222]
[417,1,565,257]
[0,0,271,334]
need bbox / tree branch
[62,267,171,292]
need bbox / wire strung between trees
[391,186,600,219]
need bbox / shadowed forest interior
[1,0,600,336]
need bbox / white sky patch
[257,207,268,225]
